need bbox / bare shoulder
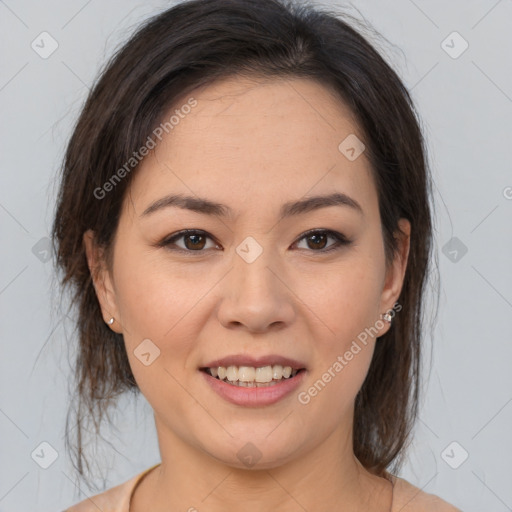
[391,475,462,512]
[62,464,159,512]
[62,474,137,512]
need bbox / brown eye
[183,233,207,250]
[158,229,351,255]
[158,230,218,253]
[305,232,328,250]
[294,229,352,253]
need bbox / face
[85,75,410,470]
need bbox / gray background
[1,0,511,510]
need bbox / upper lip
[201,354,306,370]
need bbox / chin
[202,433,307,471]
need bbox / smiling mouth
[200,365,306,387]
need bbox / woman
[53,0,461,510]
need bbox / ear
[83,229,123,333]
[377,218,411,335]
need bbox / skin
[84,75,411,511]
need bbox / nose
[216,245,296,333]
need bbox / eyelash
[156,229,352,255]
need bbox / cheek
[110,249,218,447]
[113,247,192,338]
[299,255,384,347]
[111,248,205,391]
[296,256,384,408]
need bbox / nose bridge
[216,234,295,331]
[233,234,281,301]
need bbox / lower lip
[200,369,307,407]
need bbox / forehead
[126,75,377,221]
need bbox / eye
[157,230,220,253]
[293,229,352,253]
[157,228,352,255]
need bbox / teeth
[238,366,256,382]
[273,365,284,379]
[206,364,300,385]
[226,366,238,382]
[255,366,273,383]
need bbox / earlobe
[82,230,122,333]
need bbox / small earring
[107,317,114,325]
[381,311,393,323]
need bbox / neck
[131,415,392,512]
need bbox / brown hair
[52,0,437,486]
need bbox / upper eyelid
[161,228,349,250]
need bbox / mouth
[200,365,306,388]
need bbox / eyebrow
[141,192,363,220]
